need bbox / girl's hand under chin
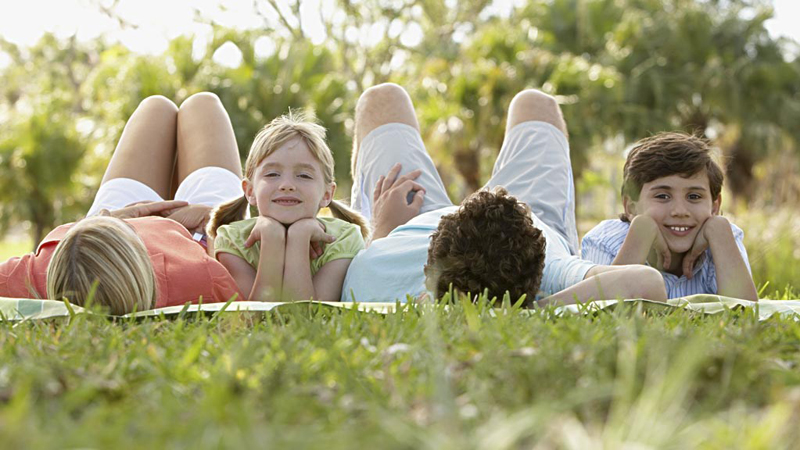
[288,218,336,255]
[244,216,286,248]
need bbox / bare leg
[352,83,420,180]
[175,92,243,185]
[506,89,568,138]
[100,96,178,199]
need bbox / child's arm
[282,219,336,301]
[537,264,667,306]
[217,218,286,300]
[612,215,672,270]
[310,259,353,301]
[217,253,257,297]
[681,216,758,301]
[243,217,287,301]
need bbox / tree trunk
[32,221,45,253]
[724,138,756,204]
[454,147,481,197]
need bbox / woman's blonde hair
[46,217,157,315]
[207,111,369,238]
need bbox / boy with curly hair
[581,132,757,300]
[342,83,667,306]
[424,187,546,306]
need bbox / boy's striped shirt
[581,219,751,299]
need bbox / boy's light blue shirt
[581,219,751,299]
[341,206,596,302]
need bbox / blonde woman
[0,93,245,314]
[207,113,368,302]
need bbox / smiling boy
[581,132,758,300]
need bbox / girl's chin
[262,213,315,225]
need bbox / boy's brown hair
[424,187,546,307]
[620,132,724,222]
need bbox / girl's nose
[279,182,296,191]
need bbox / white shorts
[87,166,244,216]
[350,123,453,220]
[485,121,579,254]
[351,121,578,254]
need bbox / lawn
[2,296,800,448]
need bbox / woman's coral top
[0,217,244,308]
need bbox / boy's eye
[688,193,702,200]
[654,193,670,200]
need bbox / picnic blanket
[2,295,800,322]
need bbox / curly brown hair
[424,187,546,307]
[621,132,724,222]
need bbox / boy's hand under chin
[618,214,672,271]
[681,216,727,279]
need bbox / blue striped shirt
[581,219,751,298]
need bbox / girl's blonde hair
[46,217,157,315]
[207,111,369,239]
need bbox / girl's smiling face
[244,137,335,225]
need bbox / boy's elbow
[626,265,667,302]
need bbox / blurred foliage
[0,0,799,247]
[733,207,800,294]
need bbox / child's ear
[622,195,637,221]
[320,182,336,208]
[712,194,721,215]
[243,179,256,206]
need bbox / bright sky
[0,0,797,67]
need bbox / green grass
[1,218,798,448]
[3,298,800,448]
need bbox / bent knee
[138,95,178,115]
[357,83,411,110]
[510,89,557,110]
[507,89,566,135]
[180,91,223,111]
[355,83,418,142]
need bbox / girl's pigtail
[207,196,250,238]
[328,200,370,240]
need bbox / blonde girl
[0,93,245,314]
[208,112,368,302]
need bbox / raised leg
[349,83,452,220]
[100,95,178,199]
[506,89,568,138]
[488,89,579,253]
[351,83,420,180]
[175,92,243,185]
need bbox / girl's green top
[213,217,366,275]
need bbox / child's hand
[650,223,672,272]
[164,204,212,234]
[309,219,328,260]
[372,163,426,241]
[109,200,189,219]
[681,216,728,279]
[288,218,336,250]
[245,216,286,248]
[624,214,671,270]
